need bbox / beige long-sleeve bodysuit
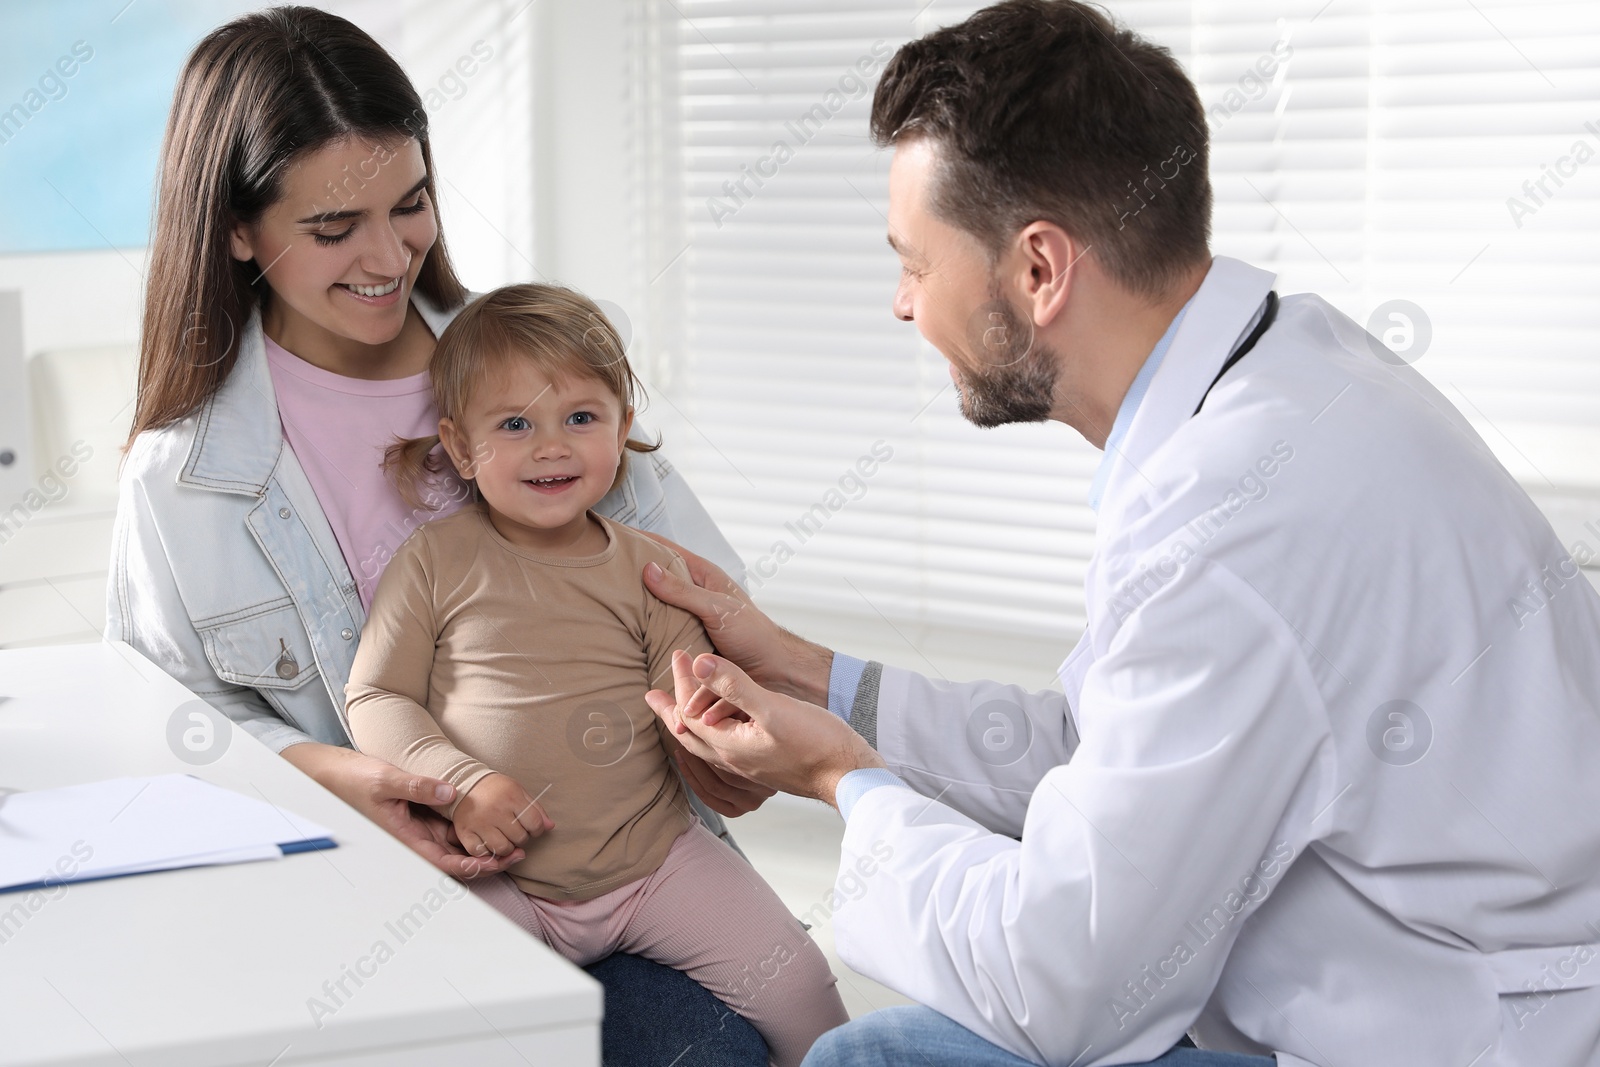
[344,502,850,1066]
[344,504,712,901]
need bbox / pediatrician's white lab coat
[834,257,1600,1066]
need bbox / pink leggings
[467,820,848,1067]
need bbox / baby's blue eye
[501,416,530,432]
[568,412,595,425]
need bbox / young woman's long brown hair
[128,6,468,447]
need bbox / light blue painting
[0,0,253,253]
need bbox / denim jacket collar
[178,288,460,495]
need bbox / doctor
[643,1,1600,1065]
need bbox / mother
[107,8,768,1064]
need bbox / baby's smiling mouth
[525,475,578,492]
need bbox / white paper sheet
[0,774,335,892]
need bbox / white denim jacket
[106,289,746,835]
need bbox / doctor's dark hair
[127,5,467,448]
[870,0,1212,298]
[384,284,658,510]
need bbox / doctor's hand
[657,714,775,816]
[641,535,834,706]
[676,747,778,818]
[646,649,886,808]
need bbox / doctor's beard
[954,289,1058,428]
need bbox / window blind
[626,0,1600,670]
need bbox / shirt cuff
[836,767,908,822]
[827,653,869,722]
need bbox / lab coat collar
[1087,296,1192,513]
[1094,256,1275,518]
[179,287,459,495]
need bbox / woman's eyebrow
[296,175,429,225]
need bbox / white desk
[0,642,601,1066]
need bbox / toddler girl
[344,284,848,1066]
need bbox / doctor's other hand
[641,535,834,706]
[657,709,774,817]
[449,772,554,863]
[674,746,777,818]
[646,649,886,808]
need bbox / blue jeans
[586,952,768,1066]
[801,1006,1275,1066]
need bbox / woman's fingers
[417,811,519,878]
[319,750,522,878]
[433,840,522,879]
[372,764,455,808]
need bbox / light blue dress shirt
[826,654,904,819]
[827,654,868,721]
[1086,297,1192,513]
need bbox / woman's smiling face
[228,137,437,352]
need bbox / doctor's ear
[1011,221,1081,329]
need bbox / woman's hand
[647,650,885,808]
[640,534,834,705]
[280,742,524,880]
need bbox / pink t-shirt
[264,335,468,609]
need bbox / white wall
[0,249,145,357]
[530,0,637,313]
[0,251,146,511]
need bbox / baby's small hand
[451,773,554,861]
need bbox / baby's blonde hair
[386,283,657,509]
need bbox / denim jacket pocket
[197,597,321,692]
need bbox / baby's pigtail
[384,434,448,511]
[624,431,662,455]
[607,428,662,492]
